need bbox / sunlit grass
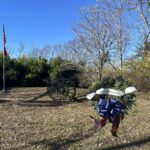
[0,88,150,150]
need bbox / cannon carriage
[47,64,80,101]
[47,78,76,101]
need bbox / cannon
[47,78,76,101]
[47,64,80,101]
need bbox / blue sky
[0,0,96,56]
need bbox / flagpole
[3,45,5,93]
[2,25,6,93]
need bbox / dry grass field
[0,88,150,150]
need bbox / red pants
[111,115,120,136]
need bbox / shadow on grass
[29,134,150,150]
[100,135,150,150]
[17,94,86,107]
[0,89,76,107]
[0,99,11,104]
[0,98,83,107]
[19,127,97,150]
[0,99,62,107]
[17,100,65,107]
[0,89,87,107]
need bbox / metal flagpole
[2,24,6,93]
[3,46,5,93]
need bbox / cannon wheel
[66,81,76,101]
[47,78,76,101]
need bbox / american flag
[3,25,7,56]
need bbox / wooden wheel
[47,79,68,101]
[66,82,76,100]
[47,78,76,102]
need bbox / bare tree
[114,1,130,68]
[61,40,90,66]
[63,40,98,82]
[135,34,150,60]
[30,45,54,60]
[126,0,150,36]
[124,0,150,60]
[18,43,25,57]
[73,7,114,81]
[97,0,131,69]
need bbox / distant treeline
[0,49,149,92]
[0,54,78,88]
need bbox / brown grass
[0,88,150,150]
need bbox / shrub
[114,75,132,90]
[89,81,101,92]
[100,76,116,88]
[89,75,132,92]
